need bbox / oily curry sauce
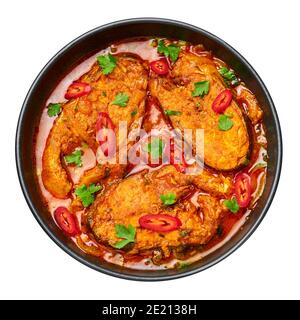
[35,38,267,270]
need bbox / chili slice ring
[54,207,79,236]
[65,82,92,100]
[150,58,169,75]
[212,89,233,114]
[234,173,252,207]
[139,214,182,232]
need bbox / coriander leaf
[178,262,190,269]
[114,239,130,249]
[47,103,61,117]
[243,158,250,166]
[160,193,177,205]
[224,198,240,213]
[115,224,135,239]
[88,183,102,193]
[192,81,210,97]
[157,40,169,57]
[168,44,180,63]
[112,92,129,107]
[157,40,180,62]
[64,149,82,167]
[218,114,234,131]
[164,110,182,116]
[254,162,267,169]
[97,53,117,75]
[144,138,164,159]
[218,67,239,86]
[131,109,138,117]
[75,183,102,208]
[114,224,136,249]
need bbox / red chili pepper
[185,45,191,53]
[170,141,188,173]
[139,214,182,232]
[212,89,233,114]
[54,207,79,236]
[65,82,92,100]
[95,112,116,157]
[234,173,252,207]
[150,58,169,75]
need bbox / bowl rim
[15,17,282,281]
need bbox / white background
[0,0,299,300]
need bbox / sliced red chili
[212,89,233,114]
[139,214,182,232]
[54,207,79,236]
[95,112,116,157]
[185,45,191,53]
[234,173,252,207]
[65,82,91,100]
[170,141,188,173]
[150,58,169,75]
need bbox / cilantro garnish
[164,110,182,116]
[160,193,177,205]
[218,114,234,131]
[75,184,102,208]
[192,81,210,97]
[112,92,129,107]
[47,103,61,117]
[144,138,164,159]
[218,67,239,86]
[64,149,82,167]
[97,53,117,75]
[224,198,240,213]
[114,224,136,249]
[157,40,180,63]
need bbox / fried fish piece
[149,52,250,170]
[87,165,226,256]
[42,55,148,198]
[42,103,80,198]
[141,96,233,197]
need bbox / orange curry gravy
[35,38,267,270]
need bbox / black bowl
[15,18,282,281]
